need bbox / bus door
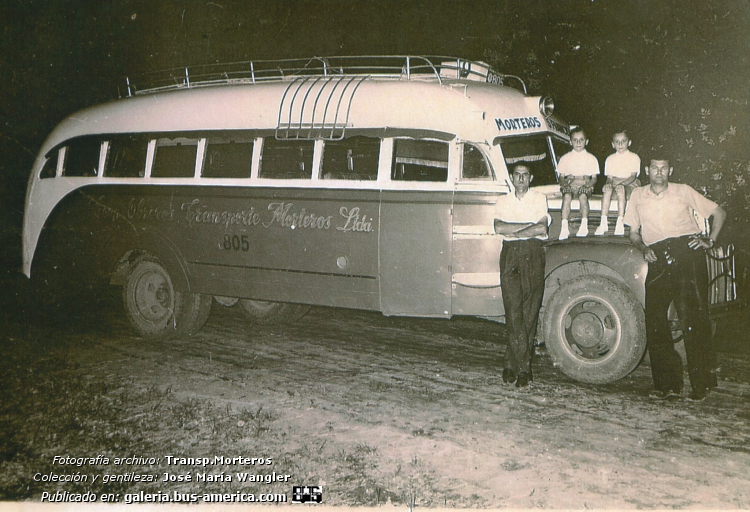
[378,139,453,317]
[451,142,507,317]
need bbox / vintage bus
[23,56,651,385]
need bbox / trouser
[645,235,718,392]
[500,239,546,375]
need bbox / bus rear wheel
[239,299,310,324]
[542,275,646,384]
[123,257,212,339]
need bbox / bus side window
[462,143,493,180]
[259,138,313,179]
[39,149,59,179]
[152,137,199,178]
[321,136,380,180]
[202,135,254,178]
[105,136,147,178]
[391,139,449,182]
[63,137,102,177]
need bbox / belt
[651,234,702,266]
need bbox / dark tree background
[1,0,748,269]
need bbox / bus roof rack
[118,55,527,98]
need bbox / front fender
[543,238,647,307]
[127,227,191,292]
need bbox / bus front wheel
[239,299,310,324]
[542,275,646,384]
[123,257,212,339]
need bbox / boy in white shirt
[595,131,641,236]
[556,128,599,239]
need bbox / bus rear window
[40,149,59,179]
[105,136,147,178]
[63,137,101,177]
[391,139,449,182]
[496,135,559,187]
[202,135,254,178]
[321,136,380,180]
[259,138,313,179]
[152,137,199,178]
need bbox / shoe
[559,223,570,240]
[515,372,532,388]
[576,220,588,237]
[614,217,625,236]
[687,387,710,401]
[649,389,682,401]
[594,221,608,236]
[502,368,517,384]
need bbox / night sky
[2,0,748,243]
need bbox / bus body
[22,57,649,384]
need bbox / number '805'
[223,234,249,251]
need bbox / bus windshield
[495,135,564,187]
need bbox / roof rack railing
[118,56,527,98]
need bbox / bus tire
[123,257,212,339]
[238,299,310,324]
[542,275,646,384]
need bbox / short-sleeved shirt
[494,189,550,241]
[557,149,600,178]
[623,182,719,246]
[604,150,641,179]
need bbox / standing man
[624,158,726,401]
[494,164,550,388]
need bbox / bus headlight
[539,96,555,117]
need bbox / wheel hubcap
[563,299,618,360]
[134,271,172,322]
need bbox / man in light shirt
[624,158,726,401]
[494,164,550,388]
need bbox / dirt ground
[1,271,750,508]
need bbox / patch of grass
[0,336,295,500]
[0,335,478,506]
